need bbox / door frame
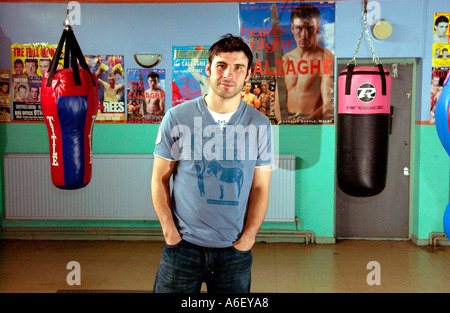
[334,58,417,240]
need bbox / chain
[348,11,381,66]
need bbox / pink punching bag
[336,63,391,197]
[41,26,99,190]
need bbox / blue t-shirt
[154,96,273,248]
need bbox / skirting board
[0,227,334,244]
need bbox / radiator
[4,154,295,222]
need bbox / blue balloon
[435,72,450,239]
[444,202,450,239]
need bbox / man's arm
[151,156,181,245]
[233,166,271,251]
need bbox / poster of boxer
[10,43,56,121]
[86,55,126,123]
[0,70,10,122]
[239,2,335,125]
[430,12,450,124]
[172,46,210,107]
[126,68,165,123]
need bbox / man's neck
[296,43,318,58]
[204,93,241,114]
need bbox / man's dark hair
[435,15,449,27]
[147,72,159,80]
[208,33,253,71]
[291,4,321,23]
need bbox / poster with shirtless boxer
[126,68,165,123]
[86,55,126,123]
[242,76,277,124]
[172,46,210,107]
[240,2,335,125]
[11,43,56,121]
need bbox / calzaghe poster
[11,43,56,121]
[172,46,210,107]
[127,68,165,123]
[240,2,335,124]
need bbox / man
[39,58,51,74]
[27,86,39,102]
[152,34,273,293]
[96,63,125,102]
[242,81,258,107]
[274,4,334,124]
[144,72,165,116]
[258,80,274,116]
[433,15,449,44]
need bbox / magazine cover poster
[172,46,210,107]
[242,76,277,124]
[430,67,449,124]
[127,69,165,123]
[11,43,56,121]
[86,55,126,123]
[0,70,11,122]
[433,12,450,45]
[239,2,335,125]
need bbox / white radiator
[4,154,295,222]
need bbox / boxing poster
[126,68,165,123]
[11,43,57,121]
[431,13,450,124]
[239,2,336,125]
[172,46,210,107]
[86,55,126,123]
[0,70,11,122]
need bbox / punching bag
[337,63,391,197]
[434,71,450,238]
[41,26,99,190]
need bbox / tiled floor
[0,239,448,293]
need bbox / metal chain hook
[63,0,72,30]
[348,0,381,66]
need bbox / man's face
[14,63,24,75]
[30,87,39,99]
[206,51,251,100]
[148,77,159,89]
[291,17,320,49]
[39,60,50,74]
[432,76,440,87]
[244,82,251,92]
[108,77,116,88]
[435,21,449,37]
[25,61,37,76]
[261,82,269,92]
[18,87,27,99]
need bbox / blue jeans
[153,239,252,293]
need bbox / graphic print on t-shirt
[194,159,244,206]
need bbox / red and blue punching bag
[337,63,391,197]
[41,27,99,190]
[434,71,450,238]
